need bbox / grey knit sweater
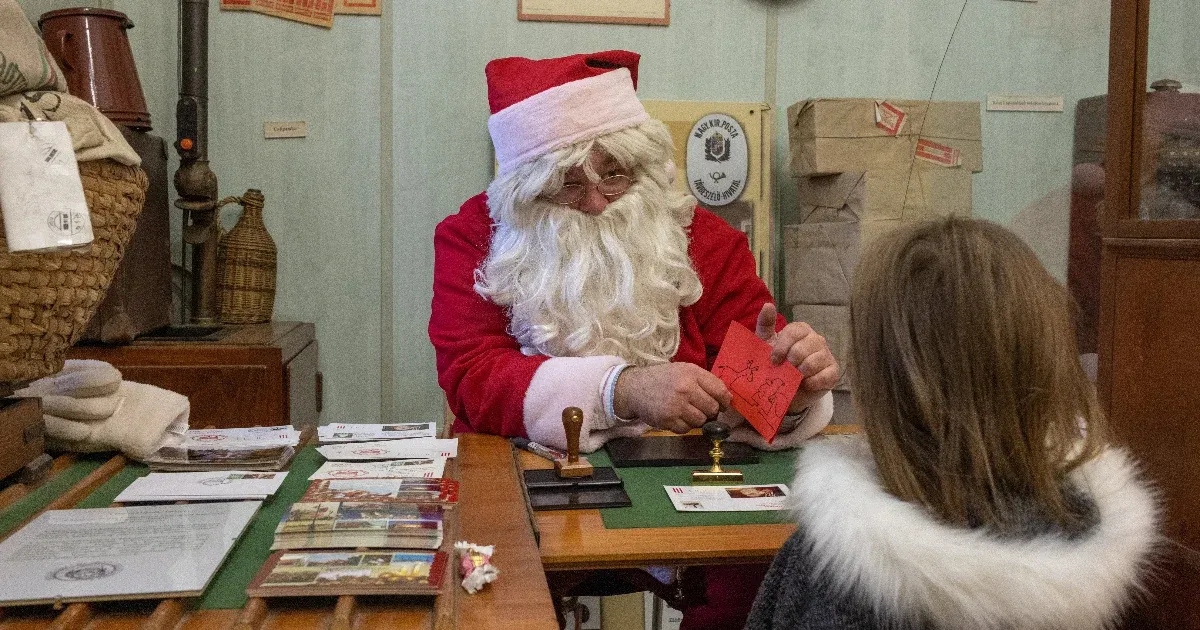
[745,436,1159,630]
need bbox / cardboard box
[788,98,983,176]
[796,167,973,224]
[783,221,859,306]
[791,304,850,391]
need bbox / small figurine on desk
[554,407,594,478]
[691,421,744,485]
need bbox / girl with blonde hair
[747,217,1160,629]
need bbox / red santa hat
[486,50,651,175]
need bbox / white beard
[475,164,703,367]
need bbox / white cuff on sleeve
[523,356,648,453]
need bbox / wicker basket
[0,159,148,383]
[217,189,276,324]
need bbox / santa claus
[429,51,839,630]
[430,50,838,454]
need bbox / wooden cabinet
[1099,1,1200,625]
[67,322,321,430]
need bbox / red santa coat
[430,193,830,451]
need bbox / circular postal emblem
[49,562,120,582]
[686,113,749,207]
[352,448,386,456]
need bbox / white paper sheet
[309,458,447,480]
[0,121,93,252]
[664,484,790,512]
[317,422,437,443]
[114,472,287,503]
[0,502,260,605]
[316,438,458,461]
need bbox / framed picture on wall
[517,0,669,26]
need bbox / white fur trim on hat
[489,68,650,175]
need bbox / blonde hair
[849,218,1106,531]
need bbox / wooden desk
[0,434,557,630]
[524,425,862,571]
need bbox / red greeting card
[711,321,803,443]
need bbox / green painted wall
[13,0,1187,426]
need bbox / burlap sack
[0,91,140,165]
[0,0,67,97]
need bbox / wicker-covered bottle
[216,189,276,324]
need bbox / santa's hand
[755,303,839,414]
[613,363,732,434]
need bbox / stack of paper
[115,471,288,503]
[271,501,445,551]
[144,426,301,472]
[317,422,437,443]
[270,478,458,551]
[316,438,458,461]
[309,458,447,480]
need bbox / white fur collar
[790,436,1160,629]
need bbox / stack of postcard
[144,426,301,472]
[114,471,288,503]
[269,478,459,552]
[317,422,437,443]
[247,550,447,598]
[271,501,446,550]
[300,478,459,504]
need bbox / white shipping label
[0,121,92,252]
[986,94,1064,112]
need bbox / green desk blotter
[590,448,799,529]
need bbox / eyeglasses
[545,174,633,206]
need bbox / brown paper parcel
[783,221,859,307]
[796,166,973,225]
[788,98,983,177]
[791,303,850,391]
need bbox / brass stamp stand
[691,421,743,485]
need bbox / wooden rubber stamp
[691,421,743,485]
[555,407,594,478]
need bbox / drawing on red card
[711,321,804,442]
[751,377,788,419]
[714,360,759,388]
